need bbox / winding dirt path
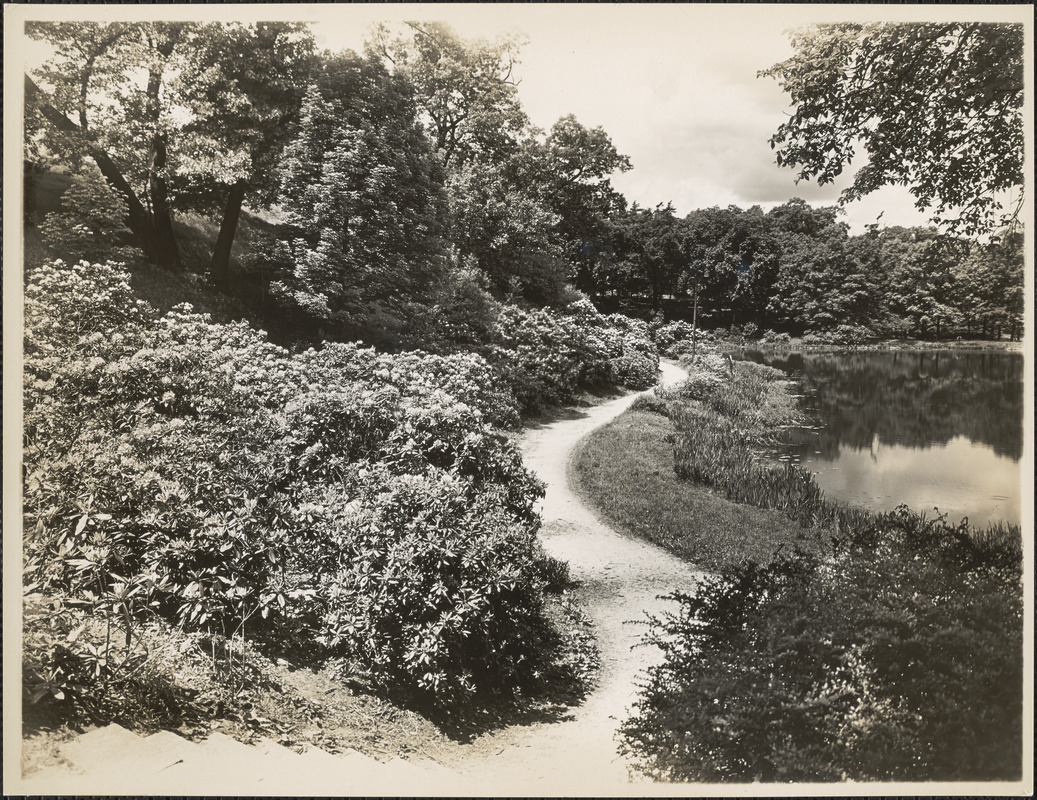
[456,362,704,795]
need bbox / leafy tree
[766,201,876,333]
[510,115,632,293]
[255,52,449,342]
[761,23,1024,236]
[446,160,565,303]
[367,21,529,169]
[680,205,781,329]
[26,21,315,279]
[26,21,182,269]
[164,22,315,288]
[872,227,959,339]
[952,231,1025,340]
[610,203,684,310]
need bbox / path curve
[457,362,704,795]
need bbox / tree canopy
[26,20,315,279]
[761,23,1024,237]
[367,21,529,169]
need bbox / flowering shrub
[287,466,550,705]
[38,170,142,264]
[760,329,793,345]
[294,343,521,430]
[653,319,713,358]
[490,305,585,414]
[23,259,554,710]
[565,299,659,390]
[489,300,659,415]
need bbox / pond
[731,348,1025,528]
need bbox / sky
[6,3,1032,234]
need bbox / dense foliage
[27,21,1024,343]
[26,21,315,274]
[761,23,1024,237]
[604,200,1024,341]
[249,52,450,342]
[22,258,654,715]
[22,14,1024,766]
[38,167,142,264]
[621,511,1022,781]
[619,353,1023,781]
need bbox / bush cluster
[23,258,563,711]
[760,329,793,345]
[801,324,874,346]
[490,298,659,415]
[652,319,714,358]
[621,356,1024,781]
[621,509,1023,782]
[38,170,143,265]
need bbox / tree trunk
[690,282,700,364]
[145,38,182,273]
[211,182,247,291]
[25,76,163,262]
[148,135,182,271]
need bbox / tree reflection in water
[736,349,1024,526]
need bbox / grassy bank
[569,406,812,570]
[571,352,1024,782]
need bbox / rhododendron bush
[23,259,554,707]
[24,258,658,707]
[490,298,659,415]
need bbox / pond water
[731,349,1025,528]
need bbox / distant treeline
[590,202,1024,342]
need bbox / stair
[19,723,456,796]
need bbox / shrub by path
[18,363,701,796]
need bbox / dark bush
[622,353,1024,782]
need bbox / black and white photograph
[3,3,1032,796]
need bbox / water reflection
[735,349,1024,527]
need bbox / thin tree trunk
[148,135,182,271]
[211,182,247,291]
[690,280,700,364]
[145,37,182,273]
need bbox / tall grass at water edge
[617,352,1024,783]
[667,353,1022,561]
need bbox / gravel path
[456,361,705,795]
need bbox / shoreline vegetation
[726,338,1023,353]
[571,350,1023,782]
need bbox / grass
[598,352,1024,782]
[569,405,815,571]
